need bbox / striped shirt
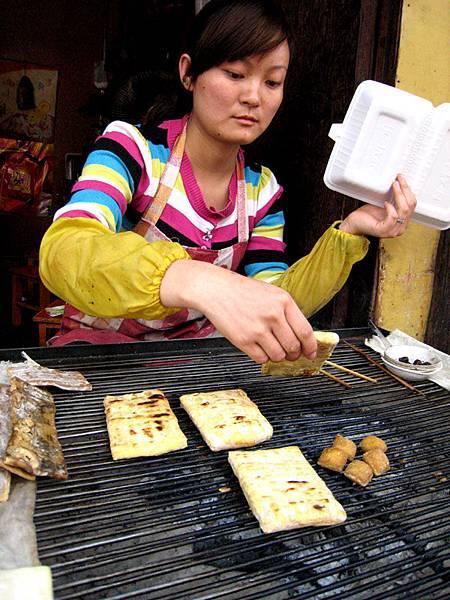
[54,117,288,282]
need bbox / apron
[50,122,249,346]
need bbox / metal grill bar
[2,335,448,599]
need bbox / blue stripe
[245,261,288,277]
[148,141,170,163]
[244,166,261,187]
[69,190,123,231]
[255,210,285,228]
[85,150,135,194]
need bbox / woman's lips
[233,116,258,125]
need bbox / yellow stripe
[80,165,132,203]
[94,204,116,231]
[252,269,284,282]
[253,224,283,240]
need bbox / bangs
[187,1,290,78]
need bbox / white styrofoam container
[323,80,450,230]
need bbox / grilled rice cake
[2,377,67,480]
[180,388,273,452]
[261,331,340,376]
[228,446,347,533]
[104,389,187,460]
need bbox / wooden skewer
[343,340,427,397]
[325,360,378,383]
[319,369,352,388]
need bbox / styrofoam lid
[323,80,450,230]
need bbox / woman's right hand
[160,259,317,364]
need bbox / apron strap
[134,121,249,244]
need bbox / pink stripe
[102,131,151,200]
[133,193,152,213]
[159,204,205,244]
[56,209,104,223]
[72,181,128,214]
[135,167,151,199]
[247,236,286,252]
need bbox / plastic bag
[0,137,49,213]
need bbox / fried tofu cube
[332,434,357,460]
[344,459,373,487]
[317,447,348,473]
[359,435,388,453]
[363,449,390,476]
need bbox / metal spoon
[368,319,391,351]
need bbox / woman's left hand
[339,174,417,238]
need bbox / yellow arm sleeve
[272,221,369,317]
[39,217,191,320]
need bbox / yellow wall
[374,0,450,339]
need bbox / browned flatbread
[3,378,67,480]
[104,389,187,460]
[229,446,347,533]
[180,389,273,451]
[261,331,340,376]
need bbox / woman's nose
[240,80,260,106]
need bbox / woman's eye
[267,80,282,88]
[225,70,244,80]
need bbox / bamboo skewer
[319,369,352,388]
[343,341,427,397]
[325,360,378,383]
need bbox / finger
[383,199,407,234]
[256,331,288,363]
[397,174,417,210]
[246,343,269,365]
[269,313,302,360]
[392,180,409,217]
[284,300,317,359]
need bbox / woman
[39,0,416,363]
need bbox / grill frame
[1,331,449,599]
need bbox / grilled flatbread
[180,389,273,452]
[228,446,347,533]
[104,389,187,460]
[0,468,11,502]
[2,378,67,480]
[262,331,340,376]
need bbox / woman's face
[186,40,290,146]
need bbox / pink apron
[50,122,249,346]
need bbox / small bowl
[384,344,442,371]
[381,345,442,381]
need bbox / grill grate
[2,334,449,599]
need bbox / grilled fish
[8,362,92,391]
[0,384,11,461]
[2,378,67,480]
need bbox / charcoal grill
[1,331,449,599]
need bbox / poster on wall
[0,59,58,141]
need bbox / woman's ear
[179,54,194,91]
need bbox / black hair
[141,0,290,133]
